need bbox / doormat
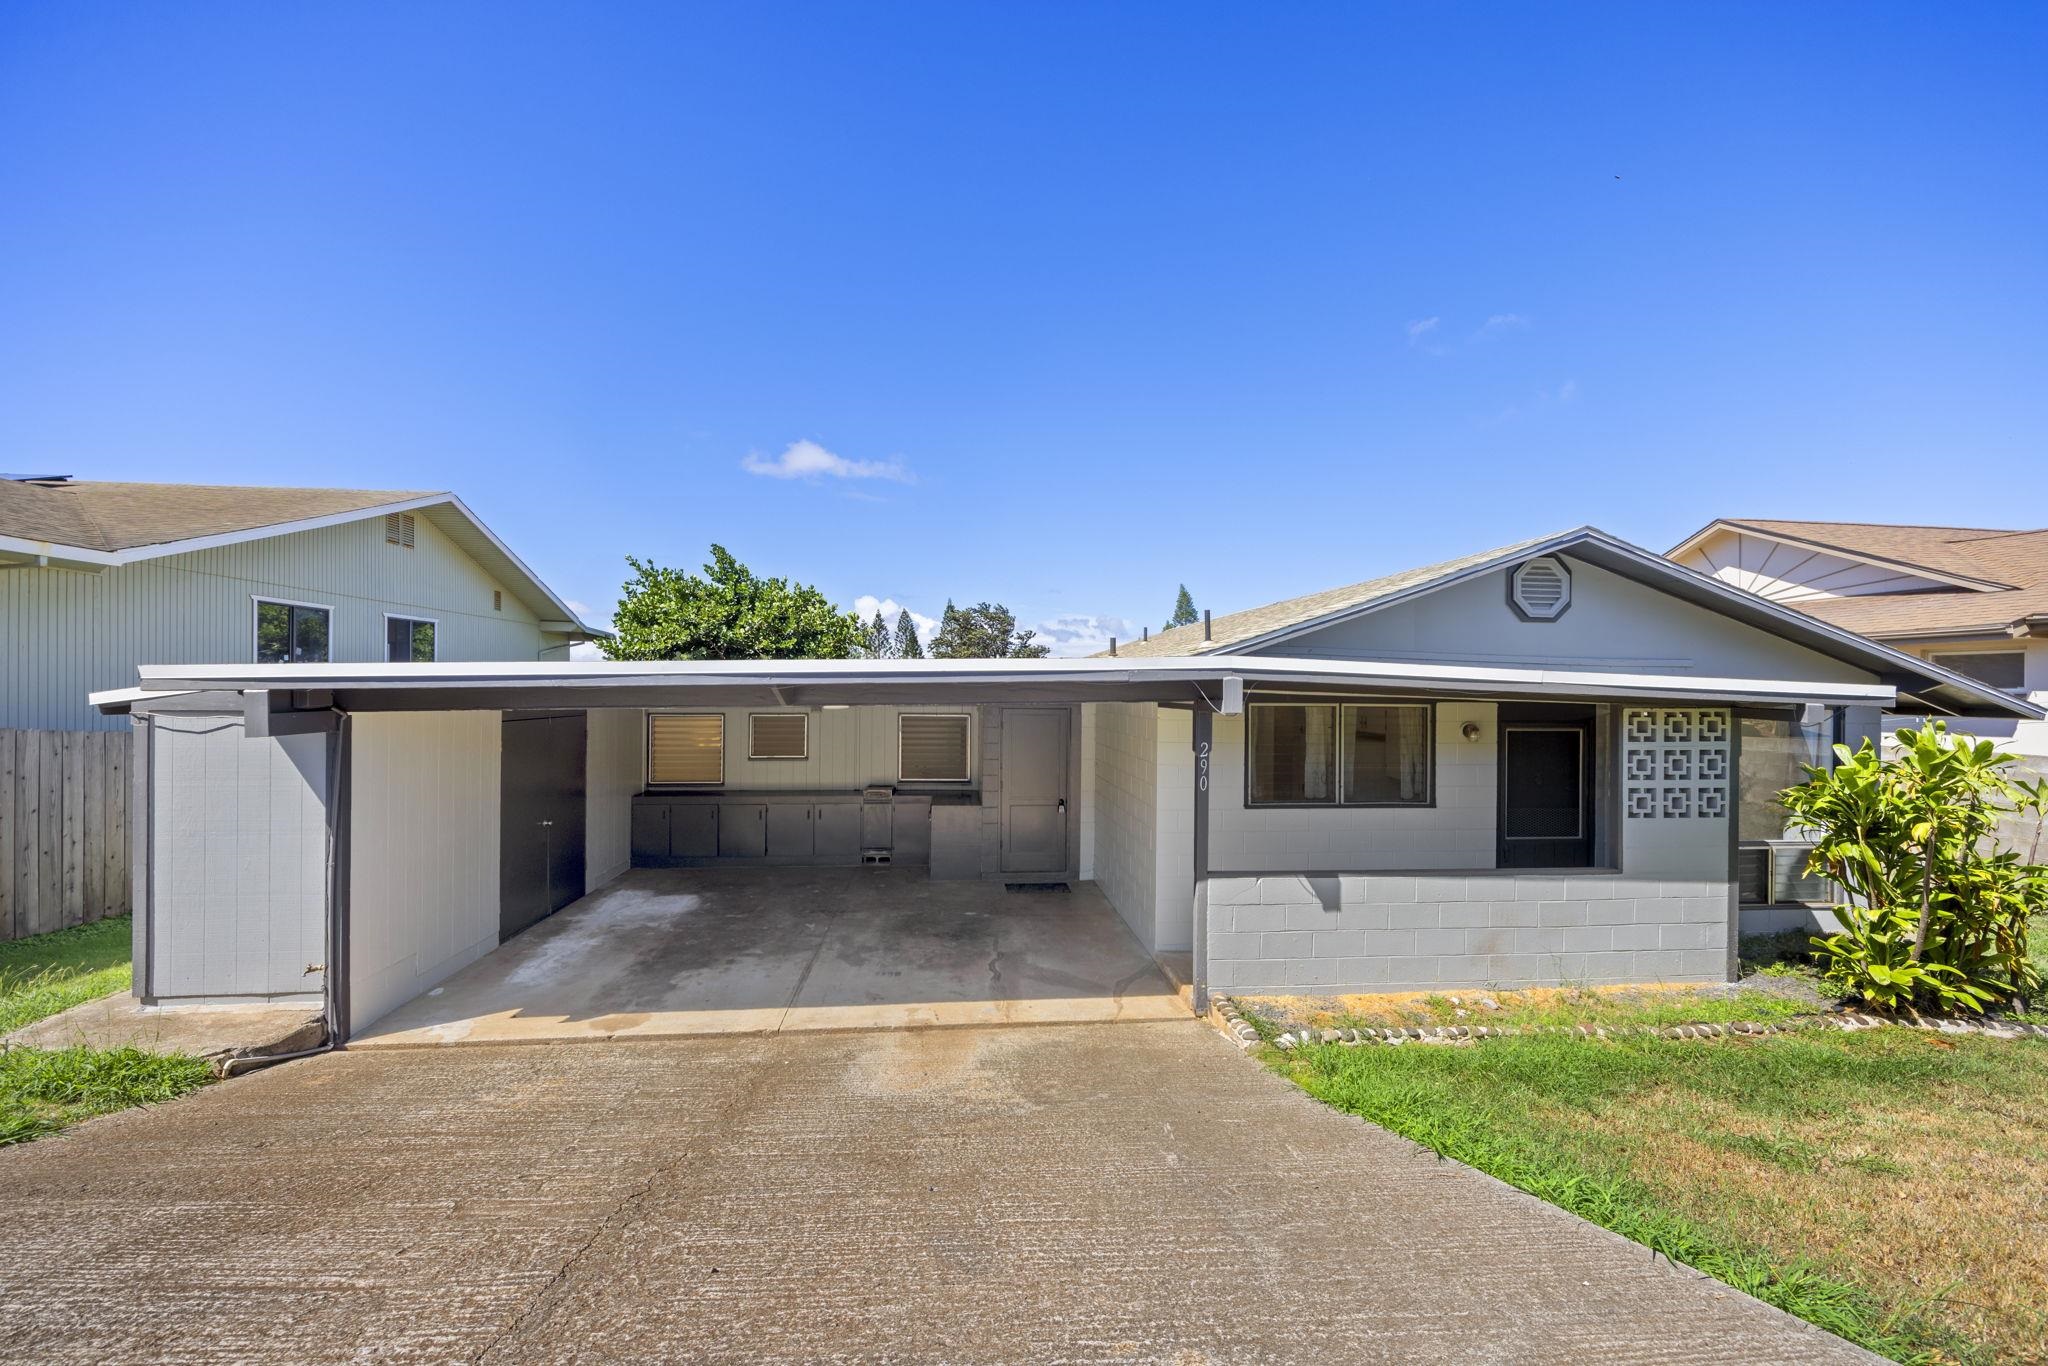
[1005,882,1071,893]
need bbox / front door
[1000,708,1070,875]
[500,711,588,941]
[1498,719,1594,868]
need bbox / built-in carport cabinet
[631,791,944,866]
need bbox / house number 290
[1197,739,1210,793]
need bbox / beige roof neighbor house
[1,475,596,730]
[1669,517,2048,711]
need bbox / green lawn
[0,916,135,1035]
[1271,1023,2048,1364]
[0,917,210,1145]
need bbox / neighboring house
[93,525,2035,1035]
[1670,519,2048,741]
[1,475,596,731]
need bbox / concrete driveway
[0,1021,1867,1363]
[356,867,1187,1046]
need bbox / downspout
[1191,705,1212,1016]
[325,712,354,1048]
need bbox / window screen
[648,713,724,785]
[1248,705,1336,804]
[1341,705,1432,804]
[1928,651,2026,692]
[1248,703,1432,806]
[899,714,971,782]
[255,600,330,664]
[749,713,808,760]
[385,617,435,662]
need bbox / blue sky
[3,3,2044,653]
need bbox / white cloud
[1557,379,1578,402]
[1405,317,1443,352]
[1476,312,1530,337]
[741,439,913,483]
[1032,614,1138,658]
[854,595,938,645]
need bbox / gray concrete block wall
[1206,873,1733,994]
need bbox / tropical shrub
[1778,722,2048,1012]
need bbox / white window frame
[1245,700,1436,808]
[747,712,809,761]
[646,711,726,787]
[381,612,439,663]
[251,595,334,665]
[897,712,974,784]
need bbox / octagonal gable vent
[1510,556,1572,621]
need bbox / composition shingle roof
[0,478,438,552]
[1684,519,2048,640]
[1099,529,1570,657]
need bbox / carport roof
[94,654,1944,716]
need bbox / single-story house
[92,526,2038,1041]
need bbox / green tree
[864,610,892,659]
[928,600,1051,658]
[1166,584,1198,629]
[1780,721,2048,1012]
[892,609,924,659]
[599,546,864,660]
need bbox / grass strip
[0,1045,212,1146]
[1280,1033,1984,1364]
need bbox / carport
[96,656,1250,1045]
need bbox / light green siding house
[1,477,596,731]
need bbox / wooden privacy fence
[0,728,131,943]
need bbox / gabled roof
[0,477,596,636]
[1105,530,1565,658]
[1670,518,2048,640]
[0,477,437,552]
[1104,525,2039,719]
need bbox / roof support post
[324,714,354,1047]
[1191,705,1212,1017]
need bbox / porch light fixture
[1462,721,1483,742]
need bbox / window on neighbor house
[254,600,331,664]
[1927,650,2027,692]
[1247,703,1433,806]
[899,714,972,783]
[647,713,724,785]
[385,617,436,662]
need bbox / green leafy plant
[1779,722,2048,1013]
[599,547,866,661]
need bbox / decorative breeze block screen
[1624,708,1729,820]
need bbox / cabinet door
[718,803,767,858]
[630,802,670,860]
[892,800,931,864]
[672,804,719,858]
[765,803,813,858]
[813,802,860,861]
[860,802,893,850]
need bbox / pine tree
[893,609,924,659]
[865,610,892,659]
[1167,584,1198,629]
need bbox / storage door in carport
[500,711,586,941]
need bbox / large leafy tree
[1166,584,1199,629]
[892,609,924,659]
[600,546,864,660]
[928,600,1050,658]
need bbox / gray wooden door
[1000,708,1069,874]
[671,804,718,858]
[814,802,859,861]
[500,711,587,943]
[718,803,766,858]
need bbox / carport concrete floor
[0,1022,1868,1363]
[355,867,1188,1046]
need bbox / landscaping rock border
[1221,1000,2048,1052]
